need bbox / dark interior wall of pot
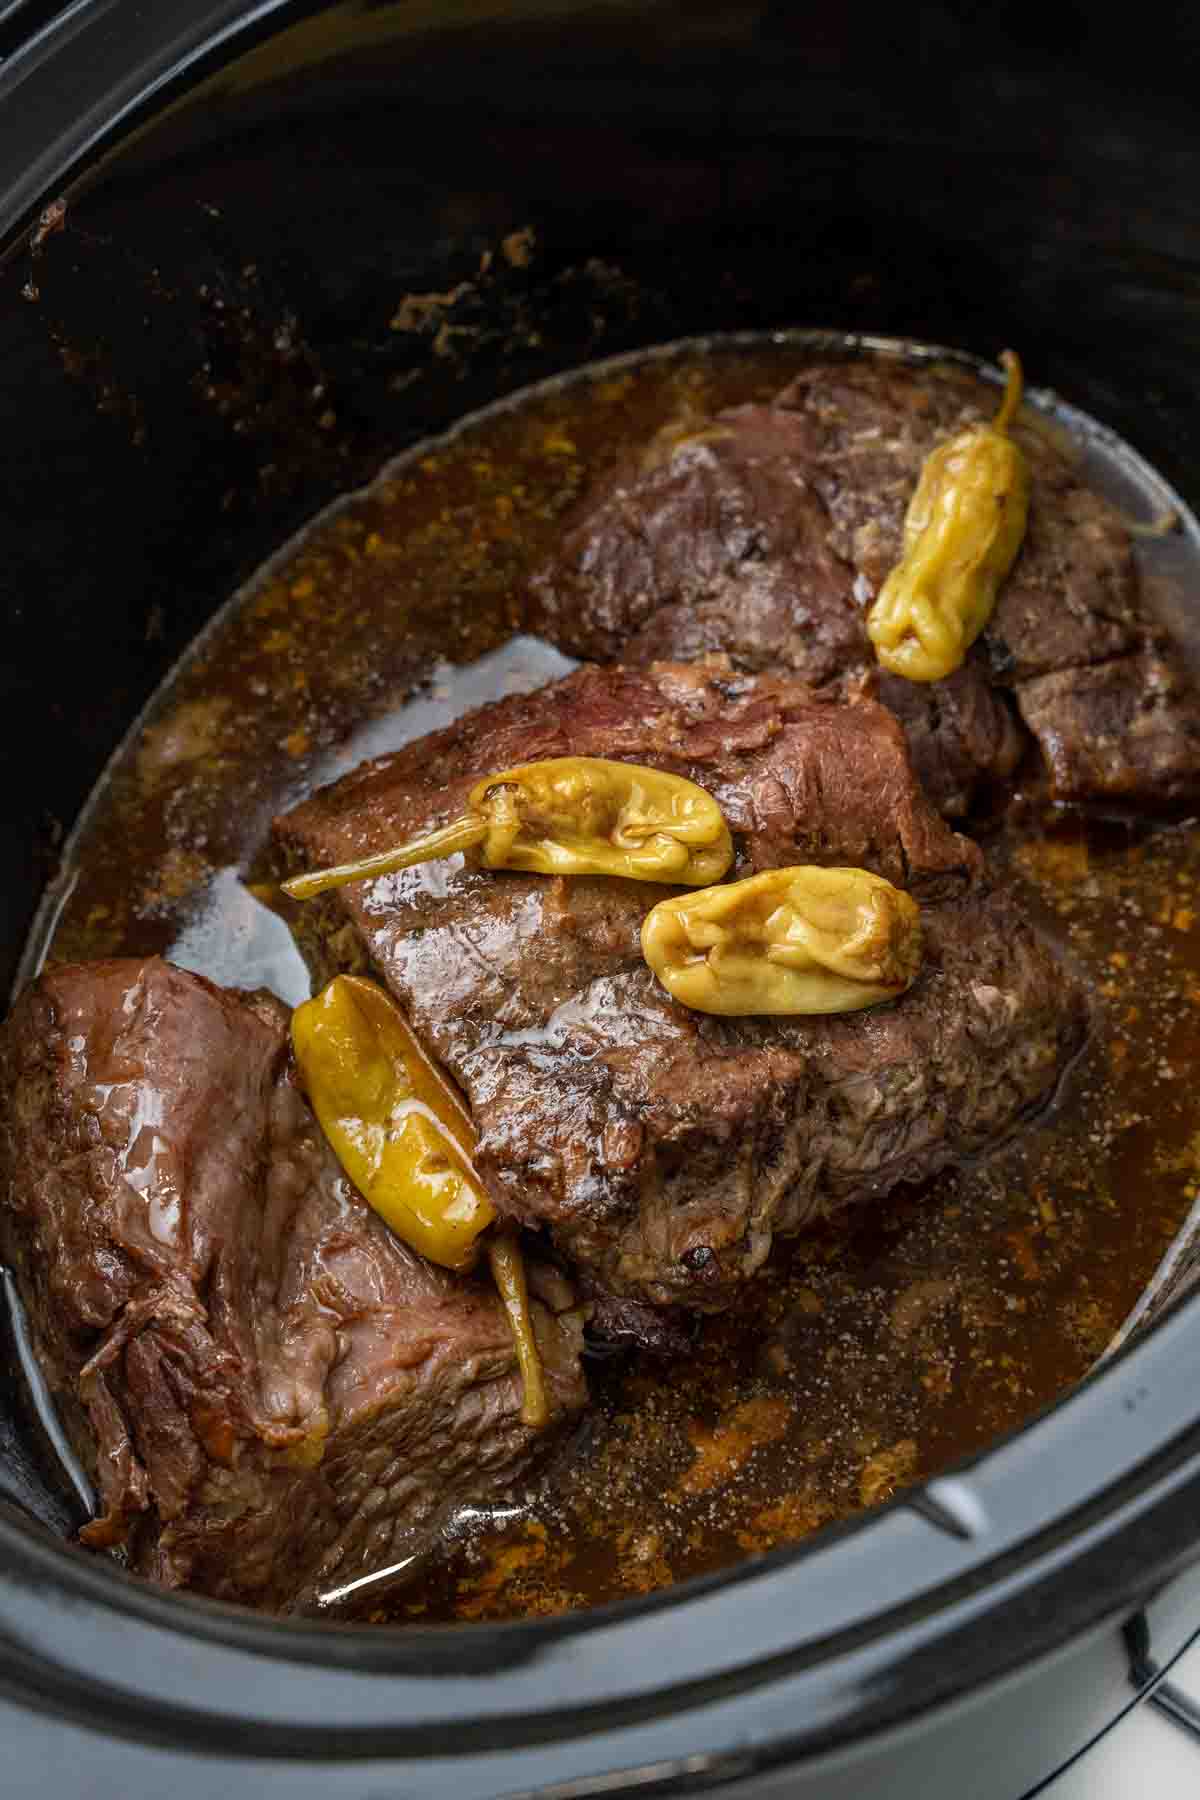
[2,0,1200,1002]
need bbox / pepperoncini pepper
[866,351,1031,683]
[291,976,548,1426]
[641,866,921,1016]
[281,757,733,900]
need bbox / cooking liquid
[23,334,1200,1621]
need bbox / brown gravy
[29,336,1200,1621]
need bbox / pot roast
[9,338,1196,1617]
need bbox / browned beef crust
[463,891,1086,1307]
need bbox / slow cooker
[5,3,1200,1794]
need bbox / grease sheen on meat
[0,958,586,1612]
[276,662,1087,1309]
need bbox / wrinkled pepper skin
[281,757,733,898]
[291,975,495,1271]
[468,756,733,881]
[641,865,921,1016]
[866,351,1031,683]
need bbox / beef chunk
[774,361,1140,678]
[0,958,586,1611]
[526,401,1024,813]
[527,408,865,686]
[465,892,1087,1308]
[274,664,1084,1310]
[776,358,1200,806]
[528,359,1200,812]
[1014,652,1200,806]
[876,661,1027,819]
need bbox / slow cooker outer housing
[4,3,1200,1795]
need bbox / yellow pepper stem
[993,349,1023,434]
[488,1230,550,1430]
[282,815,488,899]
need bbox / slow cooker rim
[0,0,305,251]
[0,1290,1198,1759]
